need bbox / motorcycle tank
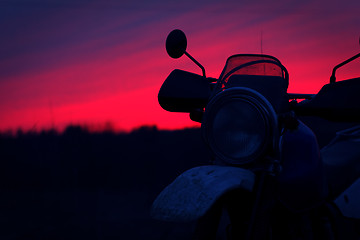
[276,121,328,212]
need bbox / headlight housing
[202,87,278,165]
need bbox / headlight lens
[202,87,277,165]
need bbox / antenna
[260,30,263,54]
[261,30,266,74]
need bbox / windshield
[218,54,288,89]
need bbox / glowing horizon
[1,0,359,133]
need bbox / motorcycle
[151,29,360,239]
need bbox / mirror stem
[184,51,206,78]
[330,52,360,83]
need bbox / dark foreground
[0,126,210,240]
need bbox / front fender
[151,165,255,222]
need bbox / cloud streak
[0,0,359,131]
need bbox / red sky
[1,0,359,132]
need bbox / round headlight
[202,87,278,165]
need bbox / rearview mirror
[166,29,187,59]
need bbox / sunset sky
[1,0,359,132]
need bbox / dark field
[1,116,358,240]
[0,126,211,240]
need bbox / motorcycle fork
[193,171,277,240]
[244,170,276,240]
[192,201,223,240]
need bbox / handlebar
[288,93,315,100]
[291,77,360,122]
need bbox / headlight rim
[202,87,278,165]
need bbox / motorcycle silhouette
[151,29,360,239]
